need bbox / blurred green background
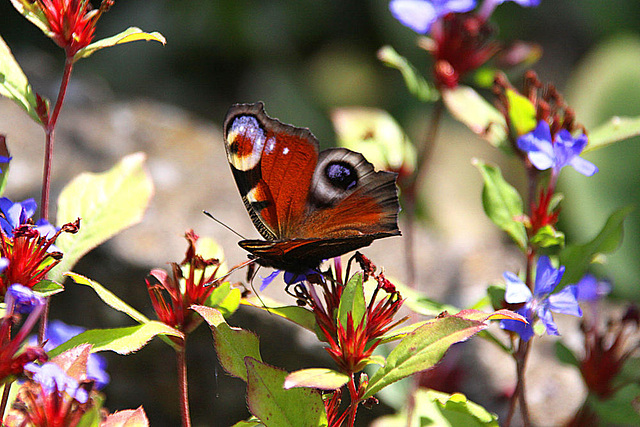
[2,0,640,425]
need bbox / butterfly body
[224,102,401,272]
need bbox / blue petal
[260,270,282,291]
[501,0,540,5]
[548,285,582,317]
[434,0,476,14]
[26,362,88,403]
[569,156,598,177]
[534,256,564,295]
[537,307,560,336]
[0,257,8,273]
[503,271,532,304]
[500,307,534,341]
[517,121,555,171]
[390,0,438,33]
[576,274,611,302]
[6,284,45,315]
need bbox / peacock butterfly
[223,102,401,273]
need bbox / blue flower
[6,284,45,315]
[24,362,89,403]
[0,197,37,236]
[517,121,598,177]
[260,269,318,291]
[575,273,611,302]
[38,320,110,389]
[389,0,476,33]
[500,256,582,341]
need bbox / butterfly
[223,102,401,273]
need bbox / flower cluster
[500,256,582,341]
[146,230,223,334]
[390,0,540,88]
[291,254,405,374]
[0,197,79,297]
[15,0,115,57]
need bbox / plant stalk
[176,339,192,427]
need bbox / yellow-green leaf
[284,368,349,391]
[0,35,42,124]
[74,27,166,62]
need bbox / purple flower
[24,362,89,403]
[575,274,611,302]
[517,121,598,178]
[500,256,582,341]
[6,284,45,315]
[39,320,110,389]
[389,0,476,33]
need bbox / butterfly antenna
[203,210,247,240]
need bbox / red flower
[429,13,500,89]
[34,0,114,56]
[0,221,79,296]
[529,188,560,236]
[146,230,223,333]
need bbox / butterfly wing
[224,102,318,240]
[224,102,401,271]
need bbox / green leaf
[506,89,537,136]
[48,322,182,357]
[530,225,565,248]
[242,297,317,333]
[32,279,64,297]
[52,153,154,281]
[559,206,633,288]
[206,283,241,317]
[337,272,366,329]
[284,368,350,391]
[371,387,498,426]
[554,341,580,368]
[377,45,437,102]
[0,35,42,124]
[66,273,150,324]
[331,107,416,173]
[473,159,527,250]
[232,420,263,427]
[363,312,490,399]
[193,305,262,381]
[74,27,166,62]
[442,86,508,151]
[585,115,640,153]
[245,358,328,427]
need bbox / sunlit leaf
[193,305,262,381]
[74,27,166,62]
[530,225,565,248]
[284,368,349,391]
[364,312,495,399]
[331,107,416,173]
[377,45,437,102]
[48,322,182,357]
[0,136,11,196]
[52,153,153,281]
[66,273,150,324]
[473,159,527,250]
[245,358,327,427]
[585,115,640,153]
[559,206,633,288]
[9,0,51,33]
[0,35,41,124]
[442,85,508,151]
[506,89,536,136]
[206,282,241,317]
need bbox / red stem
[176,340,192,427]
[41,55,74,222]
[346,375,358,427]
